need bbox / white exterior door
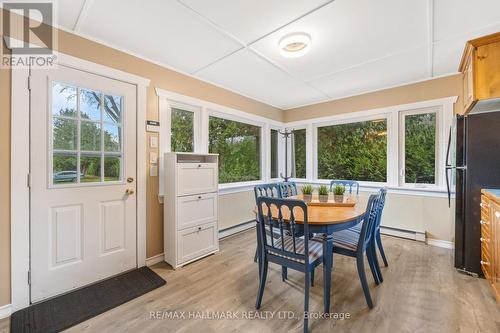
[30,65,137,302]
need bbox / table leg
[322,233,333,313]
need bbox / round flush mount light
[279,32,312,58]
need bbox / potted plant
[333,184,345,203]
[301,184,314,202]
[318,185,329,202]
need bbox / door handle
[127,177,134,183]
[125,188,135,195]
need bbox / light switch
[149,152,158,164]
[150,165,158,177]
[149,136,158,148]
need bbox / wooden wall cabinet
[459,32,500,114]
[480,189,500,302]
[164,153,219,269]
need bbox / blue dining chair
[253,183,288,281]
[329,180,360,195]
[279,181,298,198]
[255,196,324,333]
[350,188,388,274]
[330,192,381,308]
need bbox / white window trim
[269,126,284,181]
[156,88,284,197]
[398,106,442,189]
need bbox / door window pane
[292,129,306,178]
[80,89,102,121]
[404,113,436,184]
[80,155,101,183]
[317,119,387,182]
[104,156,121,181]
[80,122,101,151]
[270,129,279,179]
[103,124,121,152]
[209,116,261,184]
[51,81,125,185]
[53,153,77,184]
[53,118,77,150]
[52,82,76,117]
[103,95,122,124]
[171,107,194,152]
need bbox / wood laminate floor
[1,229,499,333]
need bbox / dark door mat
[10,266,166,333]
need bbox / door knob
[125,188,135,195]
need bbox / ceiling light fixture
[279,32,312,58]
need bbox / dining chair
[330,192,381,308]
[253,183,288,281]
[279,181,298,198]
[329,180,360,195]
[255,196,324,333]
[350,188,388,275]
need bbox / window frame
[286,125,309,181]
[269,126,284,181]
[162,100,201,153]
[206,108,265,186]
[313,113,391,187]
[48,79,126,188]
[398,106,441,189]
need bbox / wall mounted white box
[163,152,219,269]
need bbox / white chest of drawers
[164,153,219,268]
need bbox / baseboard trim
[0,304,11,319]
[427,238,455,249]
[380,225,426,242]
[219,220,255,239]
[145,253,165,266]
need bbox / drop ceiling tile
[251,0,428,81]
[78,0,242,73]
[179,0,331,44]
[196,49,327,109]
[433,21,500,76]
[434,0,500,42]
[308,47,429,100]
[55,0,86,30]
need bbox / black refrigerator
[449,111,500,275]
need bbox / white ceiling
[57,0,500,109]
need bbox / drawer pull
[480,260,489,266]
[480,202,489,208]
[198,226,202,231]
[480,220,489,225]
[198,195,202,199]
[480,237,489,243]
[198,164,202,168]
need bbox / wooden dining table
[255,194,368,314]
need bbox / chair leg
[303,269,310,333]
[356,254,374,309]
[376,231,388,267]
[310,269,315,287]
[282,267,288,281]
[255,258,268,309]
[366,247,380,285]
[370,241,383,283]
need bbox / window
[208,116,261,184]
[401,110,437,185]
[317,119,387,182]
[171,107,194,152]
[292,128,306,178]
[51,82,122,185]
[270,129,279,179]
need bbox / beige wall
[285,74,464,122]
[219,191,256,230]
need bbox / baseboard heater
[219,220,255,239]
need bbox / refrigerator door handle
[446,167,451,207]
[446,127,452,167]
